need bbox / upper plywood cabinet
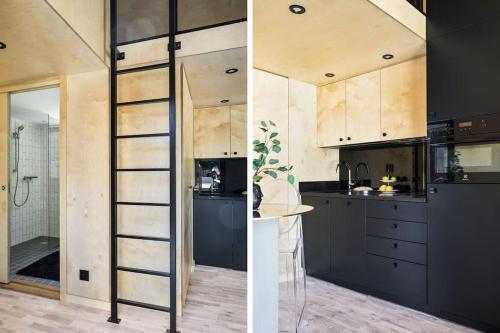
[0,0,105,87]
[254,0,426,86]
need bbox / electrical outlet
[79,269,89,281]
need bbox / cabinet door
[381,57,426,140]
[193,198,233,269]
[332,198,365,286]
[302,195,331,282]
[346,71,381,144]
[232,200,247,271]
[230,105,247,157]
[317,81,346,147]
[428,184,500,329]
[194,107,231,158]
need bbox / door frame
[0,77,66,298]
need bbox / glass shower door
[47,117,59,250]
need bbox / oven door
[430,141,500,183]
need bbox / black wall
[427,0,500,122]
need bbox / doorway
[8,87,60,288]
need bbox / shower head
[17,125,24,132]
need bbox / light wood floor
[0,265,246,333]
[280,276,479,333]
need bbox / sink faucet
[336,161,355,193]
[355,162,370,184]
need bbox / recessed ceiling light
[225,68,238,74]
[325,73,335,78]
[289,4,306,14]
[0,42,6,49]
[221,99,229,103]
[382,54,394,60]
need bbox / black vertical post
[168,0,178,332]
[108,0,120,324]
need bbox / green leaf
[272,139,281,145]
[252,139,261,145]
[269,132,278,139]
[269,159,279,165]
[288,165,294,171]
[259,127,268,132]
[269,120,276,126]
[264,170,278,179]
[272,145,282,153]
[287,174,295,184]
[260,121,267,128]
[253,160,261,170]
[253,175,263,183]
[277,166,288,172]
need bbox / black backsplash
[339,143,426,193]
[195,158,247,194]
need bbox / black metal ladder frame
[108,0,178,332]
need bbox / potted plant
[253,120,294,210]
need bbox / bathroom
[9,87,60,288]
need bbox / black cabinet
[302,195,332,281]
[428,184,500,331]
[193,197,247,271]
[332,198,365,286]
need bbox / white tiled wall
[10,119,60,246]
[48,126,59,239]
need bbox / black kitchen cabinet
[193,197,247,271]
[332,198,365,286]
[302,195,332,281]
[428,184,500,331]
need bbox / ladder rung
[115,133,169,139]
[115,168,170,172]
[116,62,170,75]
[116,234,170,242]
[116,266,171,277]
[117,98,169,107]
[116,298,170,313]
[115,202,170,207]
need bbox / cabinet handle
[223,152,228,155]
[393,243,398,248]
[346,201,351,206]
[429,187,437,194]
[347,137,352,141]
[325,200,330,204]
[382,132,387,137]
[393,204,398,210]
[393,223,398,229]
[393,262,398,268]
[233,152,238,155]
[339,138,343,142]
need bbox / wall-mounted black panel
[427,17,500,122]
[427,0,500,40]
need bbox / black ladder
[108,0,178,332]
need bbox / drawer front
[366,254,427,305]
[366,200,427,223]
[366,218,427,243]
[366,236,427,264]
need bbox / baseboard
[1,280,59,300]
[62,293,110,311]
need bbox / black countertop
[194,192,247,201]
[301,190,427,203]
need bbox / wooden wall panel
[193,107,231,158]
[346,71,381,145]
[117,205,170,239]
[117,102,169,136]
[118,271,170,308]
[230,104,247,157]
[381,57,427,140]
[117,137,170,169]
[317,81,346,147]
[118,239,170,272]
[117,68,169,103]
[117,172,170,204]
[0,94,9,283]
[66,69,109,302]
[47,0,106,60]
[253,69,289,204]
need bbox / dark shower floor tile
[10,236,60,288]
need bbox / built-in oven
[429,113,500,184]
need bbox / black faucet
[355,162,370,185]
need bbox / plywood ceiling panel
[180,47,247,108]
[0,0,105,87]
[254,0,426,86]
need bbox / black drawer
[366,254,427,305]
[366,200,427,223]
[366,218,427,243]
[366,236,427,264]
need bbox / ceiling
[11,87,60,125]
[180,47,247,108]
[254,0,426,86]
[0,0,105,87]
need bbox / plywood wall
[47,0,106,60]
[0,94,9,283]
[64,69,110,303]
[253,69,339,204]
